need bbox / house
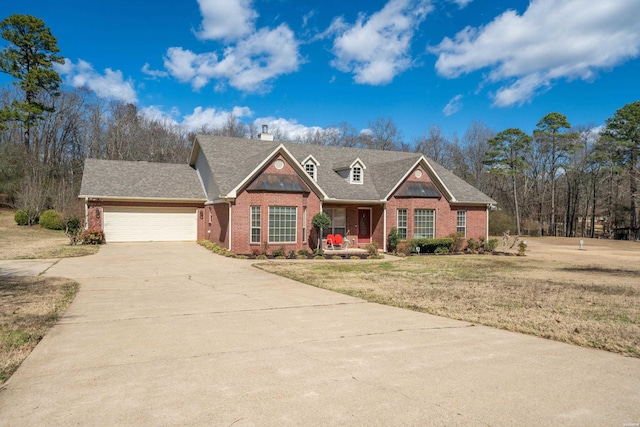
[79,130,495,253]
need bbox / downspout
[486,205,490,241]
[383,204,387,253]
[228,202,233,252]
[84,198,88,229]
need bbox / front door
[357,209,371,243]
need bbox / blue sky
[3,0,640,143]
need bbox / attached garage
[102,206,197,242]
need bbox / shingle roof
[79,158,206,200]
[193,135,495,205]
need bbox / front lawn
[257,241,640,357]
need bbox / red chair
[333,234,344,249]
[326,234,334,250]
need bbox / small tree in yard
[312,212,331,250]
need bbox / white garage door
[103,207,197,242]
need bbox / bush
[313,248,324,257]
[485,238,499,252]
[434,246,449,254]
[518,241,527,256]
[65,217,82,234]
[387,227,399,253]
[39,209,64,230]
[448,232,465,252]
[14,210,29,226]
[365,241,379,257]
[79,228,105,245]
[396,241,411,256]
[408,238,454,254]
[256,254,268,260]
[287,250,296,259]
[466,238,480,254]
[297,249,310,257]
[64,217,83,246]
[271,246,285,257]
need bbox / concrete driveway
[0,243,638,426]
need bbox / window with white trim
[268,206,297,243]
[414,209,434,238]
[250,206,261,243]
[351,166,362,184]
[305,162,316,180]
[397,209,407,239]
[322,208,346,238]
[457,211,467,236]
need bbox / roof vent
[258,124,274,141]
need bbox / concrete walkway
[0,243,638,426]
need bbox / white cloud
[139,105,180,126]
[55,59,137,103]
[430,0,640,106]
[254,117,323,140]
[450,0,472,8]
[195,0,257,42]
[182,106,253,132]
[141,63,168,79]
[327,0,432,85]
[163,1,301,93]
[443,94,463,116]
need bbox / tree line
[1,14,639,239]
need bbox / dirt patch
[0,276,79,384]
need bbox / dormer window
[334,157,366,184]
[351,166,362,183]
[302,155,319,182]
[305,163,316,180]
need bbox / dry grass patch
[0,276,78,384]
[258,253,640,357]
[0,210,98,260]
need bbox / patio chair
[326,234,334,250]
[333,234,344,249]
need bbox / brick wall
[385,165,488,242]
[229,155,322,255]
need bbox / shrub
[365,241,379,257]
[39,209,64,230]
[256,254,268,260]
[79,228,105,245]
[64,218,83,246]
[14,210,29,226]
[466,238,480,254]
[65,217,82,234]
[448,232,465,253]
[297,248,310,257]
[485,238,499,252]
[271,246,285,257]
[387,227,399,253]
[408,238,453,254]
[296,254,308,260]
[434,246,449,254]
[396,241,411,256]
[518,241,527,256]
[287,250,296,259]
[331,255,342,260]
[313,248,324,257]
